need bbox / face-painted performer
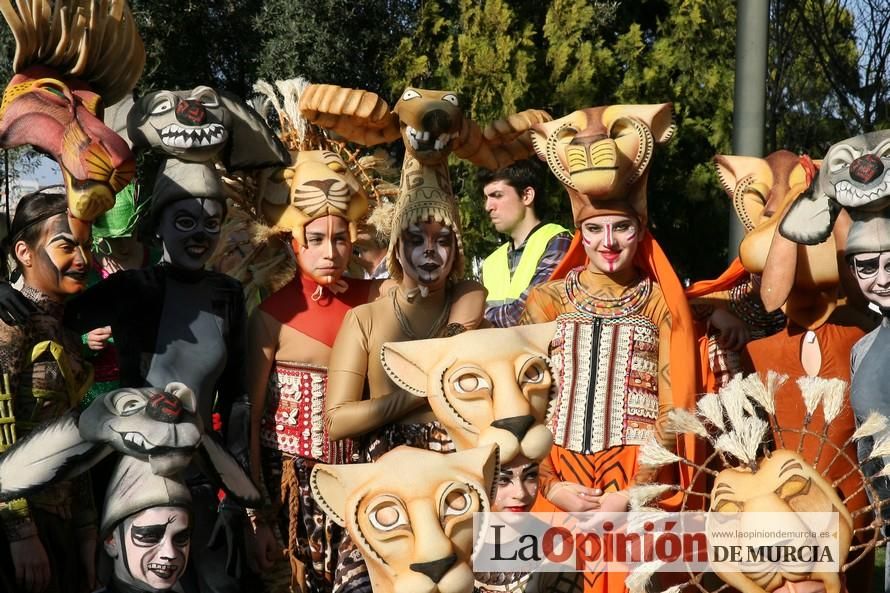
[105,506,191,593]
[247,146,378,593]
[0,190,96,593]
[844,213,890,592]
[0,0,144,242]
[709,151,876,592]
[518,104,699,593]
[52,159,250,593]
[0,380,261,593]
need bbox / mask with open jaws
[781,130,890,246]
[0,0,145,224]
[0,382,260,507]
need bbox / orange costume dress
[521,235,699,593]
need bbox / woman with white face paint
[324,192,487,454]
[60,160,252,593]
[519,189,698,593]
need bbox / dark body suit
[64,263,249,593]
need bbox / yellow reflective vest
[482,223,568,304]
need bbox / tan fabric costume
[248,146,376,593]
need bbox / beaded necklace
[564,269,651,319]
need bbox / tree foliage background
[1,0,887,279]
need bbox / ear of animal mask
[310,462,379,526]
[195,433,261,506]
[104,95,136,149]
[218,91,290,170]
[779,188,839,246]
[0,412,111,501]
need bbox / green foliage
[0,0,884,280]
[255,0,417,94]
[131,0,264,97]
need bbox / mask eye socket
[367,499,408,532]
[193,88,220,108]
[34,80,70,105]
[852,255,880,279]
[113,392,147,416]
[452,373,490,394]
[174,214,198,232]
[150,96,175,116]
[775,475,811,501]
[441,487,474,518]
[204,218,221,234]
[827,146,857,173]
[442,94,459,107]
[401,89,421,101]
[520,360,548,385]
[172,530,191,547]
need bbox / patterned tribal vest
[548,312,659,454]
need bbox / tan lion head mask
[380,323,557,463]
[714,151,848,329]
[530,104,675,226]
[311,444,498,593]
[261,149,368,246]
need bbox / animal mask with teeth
[123,85,289,170]
[0,382,260,507]
[781,130,890,246]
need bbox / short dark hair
[9,189,68,264]
[477,159,546,219]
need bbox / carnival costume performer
[247,146,378,593]
[730,152,876,588]
[0,190,96,593]
[519,104,698,593]
[300,83,551,454]
[324,182,486,454]
[845,213,890,591]
[58,159,251,593]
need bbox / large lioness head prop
[311,444,498,593]
[381,323,556,463]
[715,151,847,330]
[529,104,675,225]
[629,373,884,593]
[708,449,852,593]
[261,149,368,246]
[781,130,890,245]
[0,383,259,506]
[0,0,145,224]
[124,85,289,170]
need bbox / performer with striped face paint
[519,104,699,593]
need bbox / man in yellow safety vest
[480,160,571,327]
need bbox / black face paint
[26,212,89,298]
[156,198,224,272]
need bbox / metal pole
[728,0,769,260]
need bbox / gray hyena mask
[0,382,259,506]
[781,130,890,245]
